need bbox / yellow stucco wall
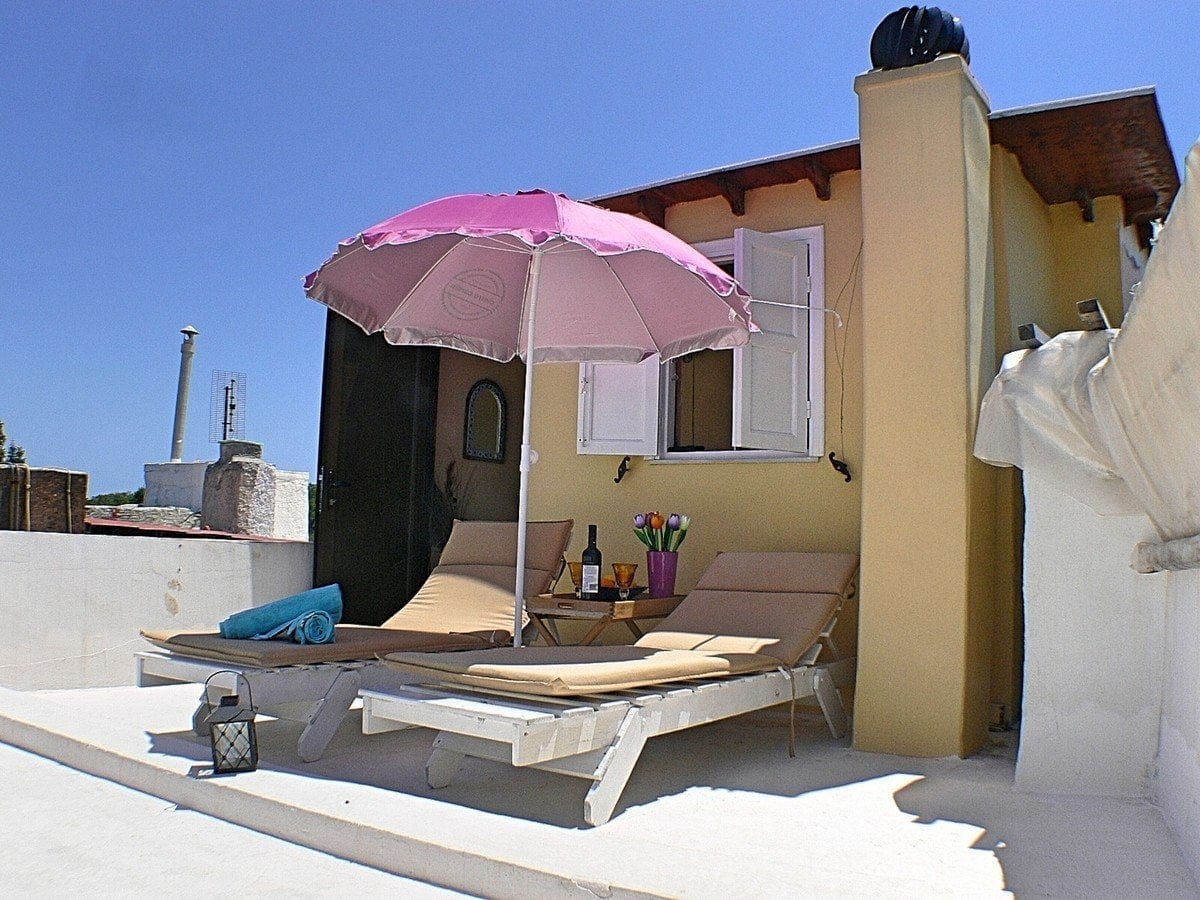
[1051,195,1126,325]
[988,146,1130,725]
[520,62,1129,749]
[992,146,1126,338]
[854,56,994,757]
[434,351,525,523]
[527,171,865,646]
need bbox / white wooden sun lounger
[362,550,858,825]
[362,620,851,825]
[135,519,572,761]
[137,651,394,762]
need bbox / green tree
[87,488,145,505]
[0,420,26,465]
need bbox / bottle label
[582,565,600,593]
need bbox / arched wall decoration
[463,379,507,463]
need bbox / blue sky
[2,2,1197,494]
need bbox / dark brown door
[314,311,440,624]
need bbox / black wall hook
[828,452,852,483]
[614,456,631,484]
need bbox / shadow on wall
[430,351,525,558]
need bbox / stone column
[853,54,995,756]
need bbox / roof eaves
[988,85,1158,121]
[588,138,860,203]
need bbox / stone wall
[86,505,200,529]
[200,441,310,540]
[0,467,87,533]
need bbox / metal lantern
[203,672,258,774]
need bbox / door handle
[320,468,351,507]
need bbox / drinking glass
[612,563,638,601]
[568,561,584,599]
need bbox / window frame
[654,225,826,463]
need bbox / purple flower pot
[646,550,679,598]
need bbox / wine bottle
[581,524,602,599]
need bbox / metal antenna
[209,371,247,443]
[223,378,237,439]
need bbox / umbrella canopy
[305,189,755,644]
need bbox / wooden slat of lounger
[512,704,632,765]
[413,680,626,714]
[393,684,558,718]
[403,683,632,741]
[362,686,555,736]
[361,685,632,765]
[388,683,630,729]
[136,651,249,688]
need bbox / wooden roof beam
[1123,193,1163,225]
[712,176,747,216]
[637,192,667,228]
[803,159,832,201]
[1075,189,1095,224]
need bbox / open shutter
[733,229,812,454]
[577,358,661,455]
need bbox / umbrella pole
[513,249,543,647]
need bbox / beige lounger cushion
[383,518,573,634]
[688,551,858,597]
[634,551,857,666]
[634,591,838,665]
[384,551,859,695]
[384,645,778,696]
[139,519,574,668]
[140,625,506,668]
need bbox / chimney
[170,325,199,462]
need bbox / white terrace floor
[0,683,1195,898]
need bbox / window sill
[649,450,823,464]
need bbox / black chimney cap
[870,6,970,70]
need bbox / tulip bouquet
[633,511,691,552]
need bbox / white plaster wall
[273,469,311,542]
[143,461,211,511]
[1017,472,1168,797]
[1156,568,1200,878]
[0,531,312,691]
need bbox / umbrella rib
[602,255,670,355]
[319,241,371,268]
[461,235,540,254]
[376,239,470,333]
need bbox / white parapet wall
[273,469,311,542]
[144,461,211,511]
[1157,568,1200,878]
[1018,472,1168,797]
[0,531,312,691]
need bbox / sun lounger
[135,518,572,761]
[363,550,858,825]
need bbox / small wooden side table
[526,593,685,646]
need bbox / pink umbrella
[305,189,754,645]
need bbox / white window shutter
[733,228,812,454]
[577,358,661,455]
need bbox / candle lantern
[203,672,258,774]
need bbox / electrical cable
[830,242,863,462]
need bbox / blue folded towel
[218,584,342,641]
[250,609,336,645]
